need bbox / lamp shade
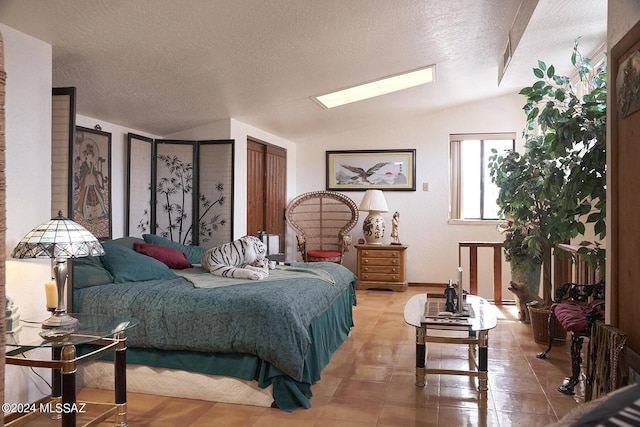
[359,189,389,213]
[11,211,104,260]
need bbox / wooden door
[247,139,286,252]
[610,20,640,372]
[247,140,266,236]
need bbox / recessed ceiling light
[312,65,436,109]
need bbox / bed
[71,236,357,411]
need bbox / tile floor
[14,286,587,426]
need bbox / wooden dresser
[355,244,408,291]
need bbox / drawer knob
[363,259,369,264]
[391,275,397,280]
[391,259,398,264]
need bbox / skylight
[312,65,436,109]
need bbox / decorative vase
[509,258,542,323]
[362,212,385,244]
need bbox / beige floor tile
[14,286,591,426]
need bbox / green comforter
[73,262,356,382]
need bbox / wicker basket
[529,306,567,345]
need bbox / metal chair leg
[537,310,555,359]
[558,333,584,395]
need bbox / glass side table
[5,313,137,427]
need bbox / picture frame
[326,149,416,191]
[72,126,112,239]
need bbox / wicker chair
[285,191,358,264]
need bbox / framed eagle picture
[326,149,416,191]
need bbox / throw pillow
[133,242,192,269]
[108,236,146,250]
[142,234,207,264]
[101,241,176,283]
[72,256,114,288]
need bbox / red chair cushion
[552,300,604,332]
[307,250,342,259]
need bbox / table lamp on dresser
[359,189,389,245]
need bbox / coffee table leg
[415,327,426,386]
[477,330,489,409]
[477,331,489,391]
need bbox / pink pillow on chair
[552,301,604,332]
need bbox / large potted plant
[490,136,569,322]
[489,40,607,324]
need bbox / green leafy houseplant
[489,40,606,306]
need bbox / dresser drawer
[360,257,400,266]
[361,265,400,274]
[360,272,402,282]
[360,249,401,259]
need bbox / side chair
[285,190,358,264]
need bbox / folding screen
[51,87,76,218]
[127,134,234,248]
[126,134,153,237]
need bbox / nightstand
[355,244,408,291]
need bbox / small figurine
[390,211,401,245]
[444,281,456,312]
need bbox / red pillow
[133,242,192,269]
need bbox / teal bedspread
[73,262,356,410]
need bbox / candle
[45,280,58,310]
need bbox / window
[450,133,516,220]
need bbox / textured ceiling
[0,0,607,142]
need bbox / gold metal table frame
[403,294,497,407]
[5,314,136,427]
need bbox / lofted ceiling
[0,0,607,142]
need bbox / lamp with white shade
[359,189,389,245]
[11,211,105,329]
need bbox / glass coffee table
[404,293,497,407]
[5,313,137,427]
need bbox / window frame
[449,133,516,221]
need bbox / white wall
[297,93,527,295]
[2,22,54,405]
